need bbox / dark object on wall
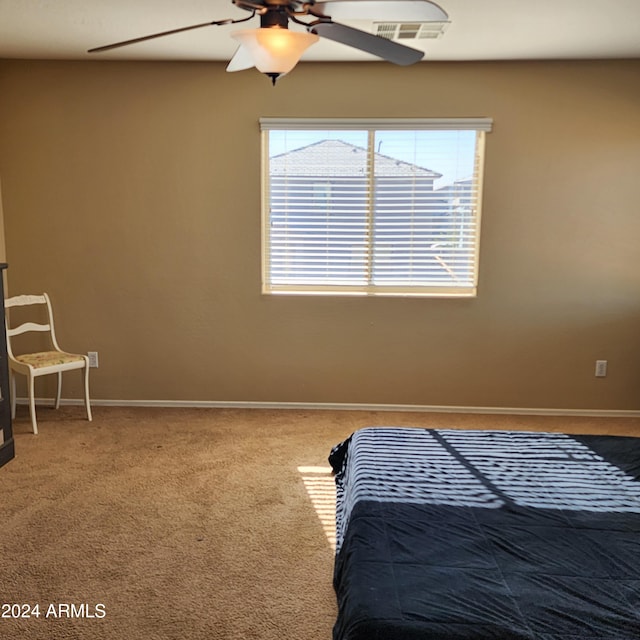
[0,264,14,468]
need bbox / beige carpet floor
[1,405,638,640]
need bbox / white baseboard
[14,397,640,418]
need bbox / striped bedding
[329,427,640,640]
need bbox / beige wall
[0,58,638,410]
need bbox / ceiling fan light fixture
[88,1,430,84]
[230,27,319,83]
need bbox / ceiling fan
[88,0,449,85]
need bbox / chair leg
[10,371,16,420]
[55,372,62,410]
[83,365,92,422]
[27,375,38,435]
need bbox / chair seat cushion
[15,351,85,369]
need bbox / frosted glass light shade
[230,28,319,75]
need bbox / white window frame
[260,117,492,297]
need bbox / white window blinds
[261,118,492,297]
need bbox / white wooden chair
[4,293,92,434]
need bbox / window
[261,118,492,297]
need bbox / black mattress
[329,427,640,640]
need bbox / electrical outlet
[595,360,607,377]
[88,351,99,368]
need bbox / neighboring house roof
[437,177,473,192]
[436,177,475,206]
[270,139,442,179]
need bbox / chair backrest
[4,293,62,358]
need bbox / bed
[329,427,640,640]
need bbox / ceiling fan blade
[310,22,424,65]
[88,20,233,53]
[314,0,449,22]
[226,45,255,72]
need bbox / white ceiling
[0,0,639,64]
